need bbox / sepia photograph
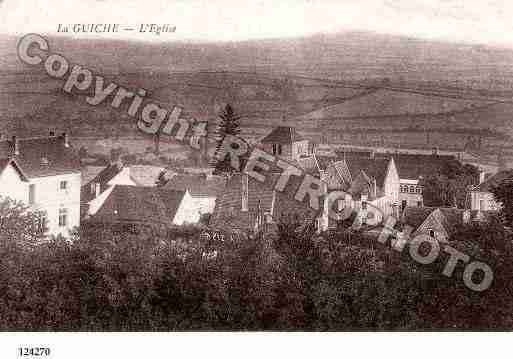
[0,0,512,357]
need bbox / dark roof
[402,206,494,236]
[317,153,389,186]
[333,150,459,180]
[91,185,186,226]
[0,135,80,178]
[0,157,29,181]
[163,174,226,197]
[345,157,389,189]
[210,174,274,230]
[210,173,318,231]
[382,153,458,180]
[401,206,438,229]
[260,126,305,144]
[474,169,513,192]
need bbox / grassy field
[1,32,513,167]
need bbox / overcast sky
[1,0,512,46]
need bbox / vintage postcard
[0,0,512,357]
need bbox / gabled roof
[210,174,275,230]
[333,150,460,180]
[381,153,458,180]
[91,185,186,226]
[260,126,305,144]
[345,157,390,189]
[0,157,29,182]
[317,153,389,188]
[401,206,436,229]
[130,165,166,186]
[163,174,226,197]
[402,206,493,237]
[0,135,80,178]
[81,162,129,203]
[473,169,513,192]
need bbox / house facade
[470,169,513,212]
[316,153,401,229]
[329,151,465,212]
[0,134,81,237]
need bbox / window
[60,180,68,190]
[38,212,47,234]
[337,199,344,211]
[28,184,36,204]
[58,208,68,227]
[429,229,435,238]
[278,144,282,155]
[272,144,277,155]
[362,201,367,210]
[417,201,423,207]
[416,186,422,194]
[479,200,485,211]
[409,185,415,193]
[401,200,407,211]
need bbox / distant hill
[1,31,513,164]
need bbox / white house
[470,169,513,212]
[0,134,81,237]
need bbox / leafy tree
[0,196,46,248]
[491,176,513,228]
[211,104,242,175]
[155,170,170,186]
[421,162,478,208]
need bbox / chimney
[62,132,69,148]
[241,174,249,212]
[12,136,19,156]
[479,171,486,185]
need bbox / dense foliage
[0,197,512,330]
[421,162,479,208]
[491,176,513,228]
